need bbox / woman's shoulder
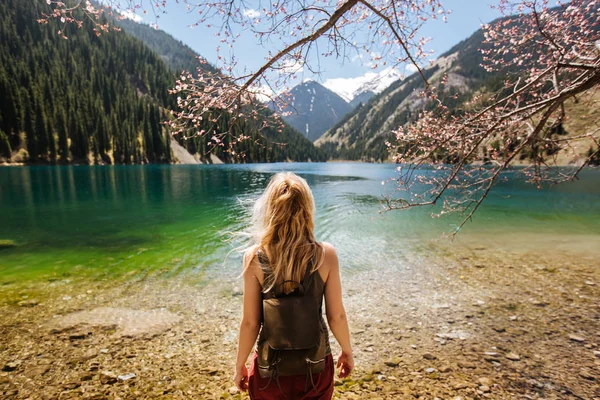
[319,242,338,263]
[316,242,338,283]
[242,245,262,272]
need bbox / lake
[1,163,599,286]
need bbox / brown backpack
[256,252,328,384]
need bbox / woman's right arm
[323,243,354,378]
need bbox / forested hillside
[117,17,326,163]
[0,0,324,164]
[317,10,599,164]
[316,27,506,162]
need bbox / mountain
[315,27,506,161]
[348,90,376,109]
[117,16,326,162]
[273,80,352,142]
[0,0,325,164]
[323,67,403,104]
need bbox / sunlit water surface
[1,163,599,285]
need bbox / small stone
[100,371,118,384]
[569,334,585,343]
[2,361,21,372]
[439,365,452,373]
[410,344,417,349]
[25,365,50,377]
[453,382,470,390]
[17,299,39,307]
[584,280,595,286]
[63,382,81,390]
[384,357,401,367]
[100,348,109,354]
[422,352,437,360]
[69,333,87,340]
[505,353,520,361]
[425,368,436,373]
[479,385,491,393]
[457,361,476,369]
[478,377,493,386]
[118,373,136,381]
[579,369,596,381]
[593,350,600,358]
[509,315,517,321]
[493,326,506,333]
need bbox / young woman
[233,172,354,399]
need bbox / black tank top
[256,249,331,355]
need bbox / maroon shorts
[248,352,334,400]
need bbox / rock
[228,386,238,394]
[100,371,118,384]
[457,361,476,369]
[439,365,452,373]
[384,357,401,367]
[2,361,21,371]
[569,334,585,343]
[579,369,595,381]
[63,382,81,390]
[422,352,437,360]
[493,326,506,333]
[118,373,136,381]
[425,368,436,373]
[0,239,16,249]
[505,353,520,361]
[593,350,600,358]
[17,299,39,307]
[24,365,50,377]
[584,280,595,286]
[453,382,471,390]
[478,377,493,386]
[69,333,87,340]
[479,385,491,393]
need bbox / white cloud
[277,59,304,75]
[243,8,261,18]
[119,9,143,23]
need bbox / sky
[119,0,505,93]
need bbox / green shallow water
[1,163,599,285]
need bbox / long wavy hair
[245,172,324,294]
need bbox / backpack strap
[302,253,316,289]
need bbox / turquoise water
[1,163,599,284]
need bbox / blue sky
[125,0,504,87]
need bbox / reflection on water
[0,164,599,283]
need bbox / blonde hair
[245,172,323,294]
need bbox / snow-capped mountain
[271,81,352,142]
[323,67,403,103]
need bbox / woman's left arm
[233,254,262,392]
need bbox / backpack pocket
[262,295,320,350]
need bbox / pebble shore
[1,239,599,399]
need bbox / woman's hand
[336,350,354,378]
[233,363,249,392]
